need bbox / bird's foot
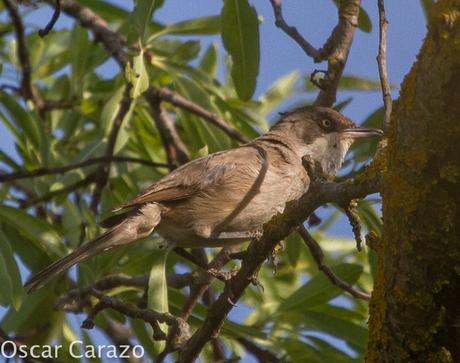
[249,227,264,241]
[269,240,285,274]
[248,274,264,293]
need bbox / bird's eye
[321,119,332,129]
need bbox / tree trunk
[367,1,460,362]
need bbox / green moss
[366,1,460,361]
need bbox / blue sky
[0,1,427,362]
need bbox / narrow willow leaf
[127,50,149,99]
[0,92,40,148]
[0,205,63,257]
[147,241,170,355]
[301,311,368,353]
[258,71,298,116]
[133,0,159,45]
[221,0,260,100]
[199,43,218,77]
[150,15,221,41]
[0,231,23,310]
[275,263,363,315]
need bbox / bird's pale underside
[25,106,382,291]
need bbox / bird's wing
[114,147,253,211]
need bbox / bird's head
[270,106,383,176]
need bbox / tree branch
[237,337,280,363]
[21,171,98,207]
[297,226,371,300]
[48,0,250,144]
[149,87,250,144]
[314,0,362,107]
[90,83,133,212]
[3,0,36,102]
[144,89,190,168]
[268,0,320,60]
[38,0,61,37]
[178,171,381,362]
[82,289,190,346]
[0,156,170,182]
[377,0,392,131]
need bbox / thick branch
[314,0,362,106]
[377,0,392,131]
[0,156,170,182]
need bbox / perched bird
[25,106,382,291]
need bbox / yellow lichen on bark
[366,0,460,362]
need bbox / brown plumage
[25,106,382,292]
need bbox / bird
[25,106,382,292]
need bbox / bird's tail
[25,203,163,292]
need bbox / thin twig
[84,289,190,345]
[237,337,280,363]
[90,83,133,212]
[340,199,363,251]
[297,226,370,300]
[38,0,61,37]
[145,90,190,168]
[21,171,98,207]
[2,0,34,101]
[149,87,250,144]
[377,0,392,131]
[268,0,320,60]
[0,156,170,182]
[47,0,249,144]
[57,273,194,311]
[179,247,235,321]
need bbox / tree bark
[367,1,460,362]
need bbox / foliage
[0,0,387,361]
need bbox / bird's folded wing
[114,149,237,211]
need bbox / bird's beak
[342,127,383,139]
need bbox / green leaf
[127,50,150,98]
[150,15,221,40]
[0,205,63,258]
[0,231,23,310]
[0,91,40,148]
[301,311,368,353]
[221,0,260,100]
[357,6,372,33]
[133,0,160,45]
[147,242,170,355]
[258,71,298,116]
[199,43,218,77]
[275,263,363,314]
